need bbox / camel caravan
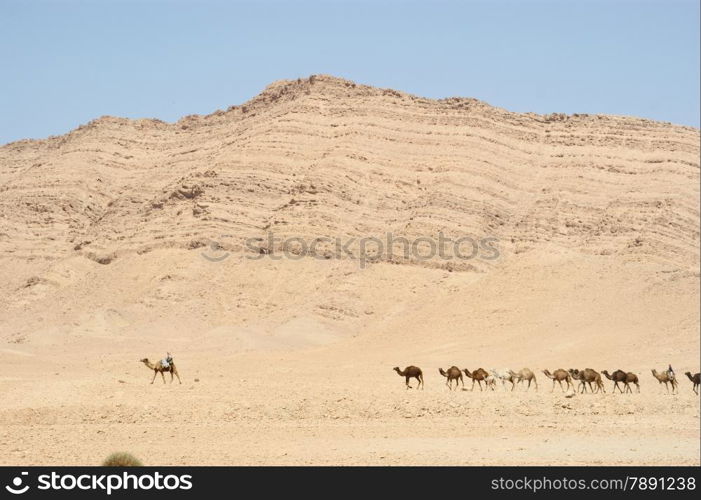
[393,364,700,395]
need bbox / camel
[140,357,181,384]
[601,370,627,393]
[438,366,464,390]
[625,372,640,393]
[509,368,538,391]
[484,374,497,391]
[463,368,490,391]
[569,368,605,394]
[394,366,423,389]
[568,369,588,393]
[651,368,678,394]
[542,369,573,392]
[685,372,700,395]
[491,369,516,391]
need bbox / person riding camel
[160,352,173,369]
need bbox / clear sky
[1,0,699,145]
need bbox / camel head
[393,367,401,373]
[140,358,149,363]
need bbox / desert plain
[0,76,699,465]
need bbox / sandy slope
[0,76,698,465]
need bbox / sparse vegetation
[102,452,143,467]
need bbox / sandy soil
[0,76,698,465]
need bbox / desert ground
[0,76,699,465]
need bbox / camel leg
[460,376,464,390]
[471,379,476,391]
[405,376,412,389]
[151,370,157,384]
[526,379,532,392]
[510,380,515,391]
[173,369,182,384]
[613,382,620,393]
[160,371,166,384]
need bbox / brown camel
[602,370,639,394]
[439,366,464,390]
[510,368,538,391]
[140,357,181,384]
[651,368,678,394]
[685,372,700,395]
[601,370,627,393]
[625,372,640,393]
[394,366,423,389]
[542,369,573,392]
[569,368,605,394]
[463,368,490,391]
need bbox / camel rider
[160,352,173,369]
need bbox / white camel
[491,368,516,391]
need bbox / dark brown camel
[542,369,572,392]
[625,372,640,393]
[685,372,700,395]
[601,370,627,393]
[439,366,464,390]
[140,357,182,384]
[394,366,424,389]
[463,368,489,391]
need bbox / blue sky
[1,0,699,144]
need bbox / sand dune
[0,75,698,465]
